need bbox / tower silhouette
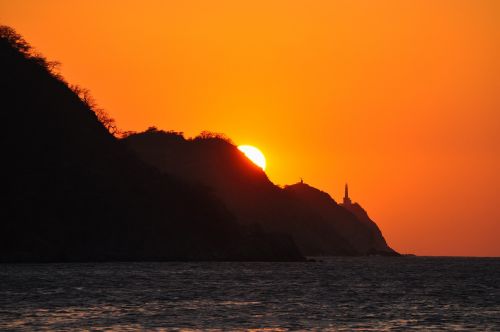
[343,183,352,206]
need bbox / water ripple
[0,257,499,330]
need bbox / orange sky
[2,0,499,256]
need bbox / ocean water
[0,257,499,331]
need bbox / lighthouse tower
[343,183,352,206]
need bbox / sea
[0,257,499,331]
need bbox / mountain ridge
[0,26,303,262]
[1,25,397,262]
[124,129,398,256]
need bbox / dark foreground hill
[0,26,303,262]
[124,129,398,256]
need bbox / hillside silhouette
[0,26,303,262]
[124,129,398,256]
[284,183,396,255]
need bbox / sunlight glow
[238,145,266,170]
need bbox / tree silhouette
[69,84,119,136]
[0,25,31,54]
[196,130,233,144]
[0,25,119,136]
[0,26,62,79]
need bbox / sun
[238,145,266,170]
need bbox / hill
[124,129,398,256]
[0,26,303,262]
[284,183,396,255]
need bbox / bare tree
[70,84,120,136]
[1,25,119,136]
[0,25,31,54]
[0,26,64,80]
[196,131,233,144]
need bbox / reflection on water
[1,257,499,330]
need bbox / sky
[1,0,499,256]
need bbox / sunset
[1,0,499,330]
[238,145,266,170]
